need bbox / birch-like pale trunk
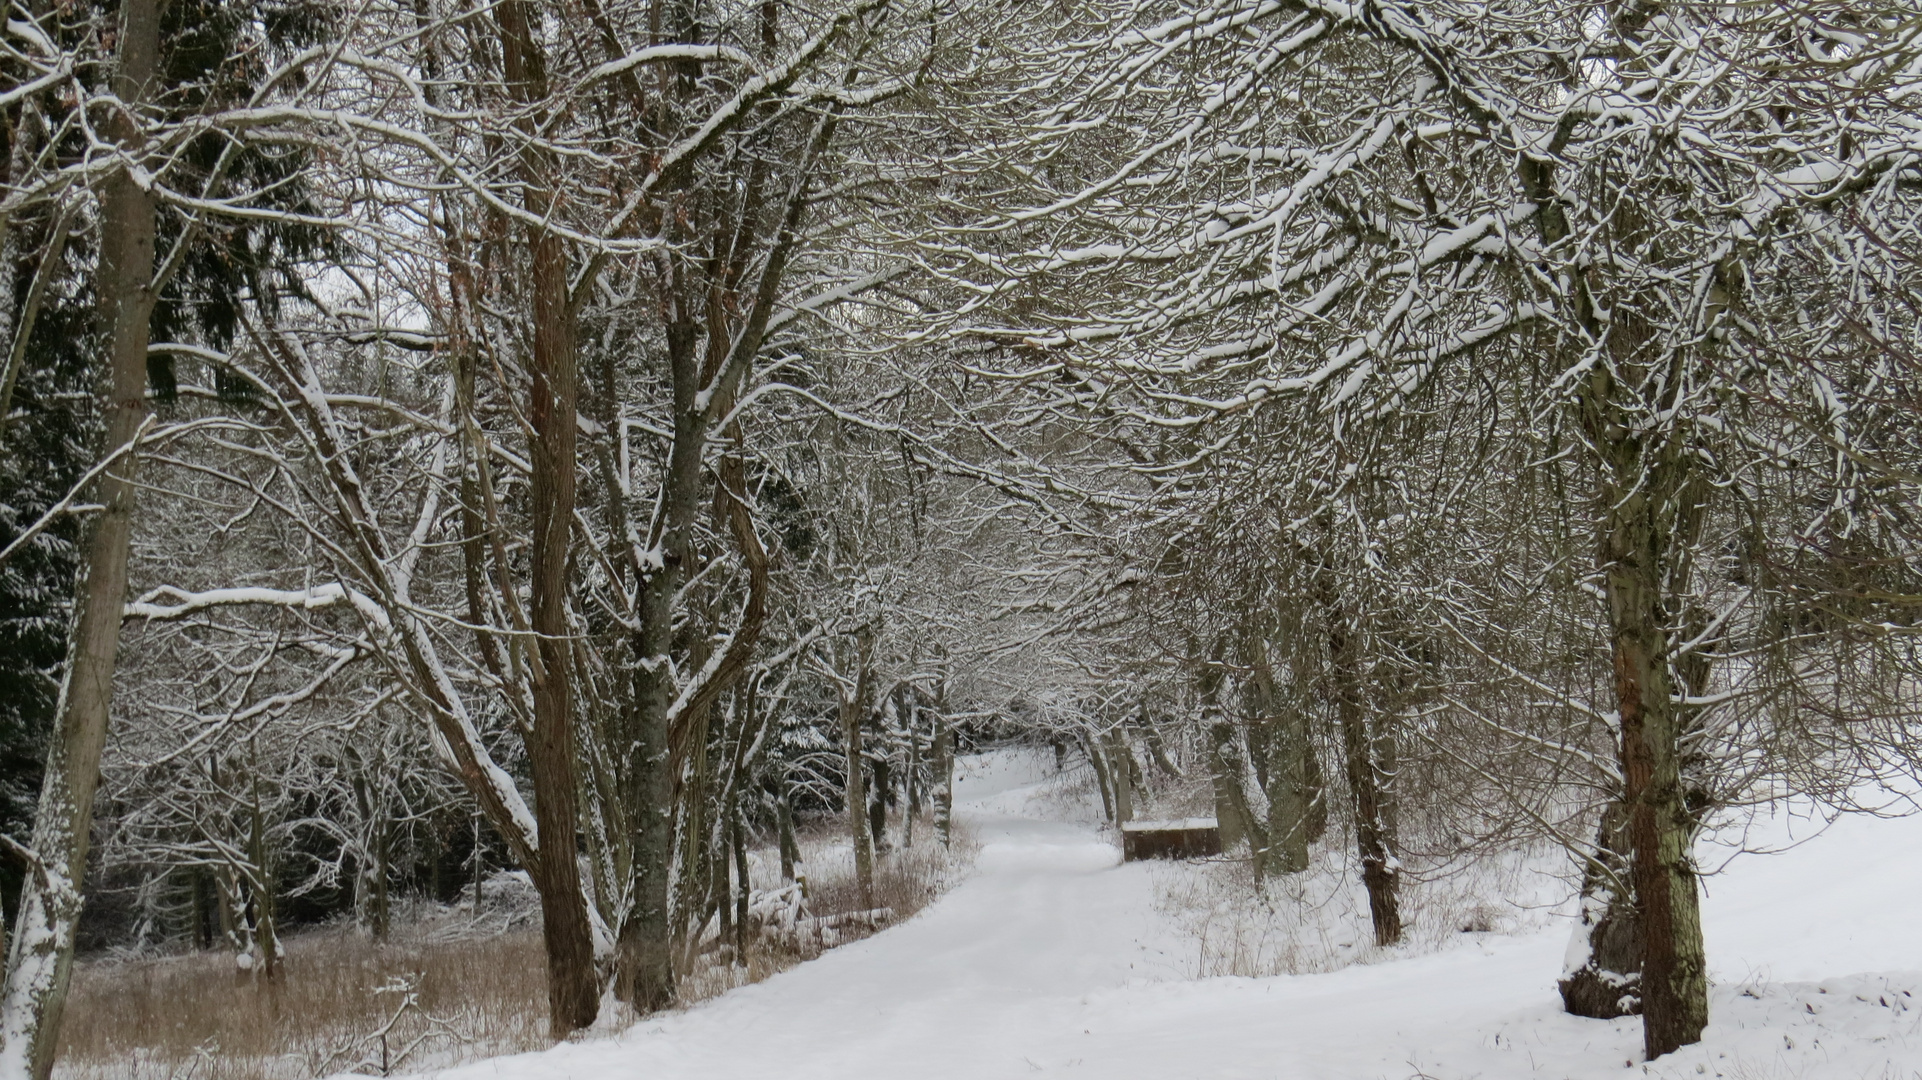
[931,718,954,849]
[0,0,158,1071]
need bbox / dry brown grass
[57,816,976,1078]
[56,922,548,1079]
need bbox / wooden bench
[1120,818,1221,861]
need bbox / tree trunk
[869,757,890,854]
[496,0,599,1036]
[1207,721,1259,857]
[840,643,875,907]
[1324,596,1401,947]
[774,774,800,880]
[0,0,158,1068]
[1263,710,1312,875]
[1560,802,1643,1018]
[1105,729,1133,824]
[1595,458,1707,1057]
[732,797,750,961]
[931,720,954,849]
[1082,731,1114,824]
[1136,718,1182,780]
[1247,642,1308,875]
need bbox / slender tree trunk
[496,0,599,1036]
[732,796,750,961]
[931,720,954,849]
[904,709,918,849]
[869,757,890,854]
[1083,731,1115,824]
[774,774,800,881]
[1323,590,1401,947]
[840,647,875,908]
[1136,717,1182,780]
[1105,729,1133,824]
[373,814,391,943]
[0,0,158,1069]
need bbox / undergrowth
[57,816,975,1079]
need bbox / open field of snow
[401,752,1922,1080]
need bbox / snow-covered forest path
[419,755,1922,1080]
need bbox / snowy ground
[401,753,1922,1080]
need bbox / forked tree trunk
[0,0,158,1072]
[1559,802,1643,1018]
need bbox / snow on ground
[401,751,1922,1080]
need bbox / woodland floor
[397,752,1922,1080]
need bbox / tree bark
[1559,802,1643,1018]
[774,773,800,880]
[931,719,954,849]
[0,0,158,1070]
[1324,594,1401,947]
[1592,439,1707,1057]
[840,636,876,907]
[1082,730,1115,824]
[495,0,599,1034]
[1105,729,1133,824]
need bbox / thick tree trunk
[616,642,677,1009]
[1207,721,1260,857]
[1576,307,1709,1056]
[1559,802,1643,1018]
[1600,485,1707,1057]
[1198,660,1255,853]
[0,0,158,1070]
[1263,710,1312,875]
[1248,643,1308,876]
